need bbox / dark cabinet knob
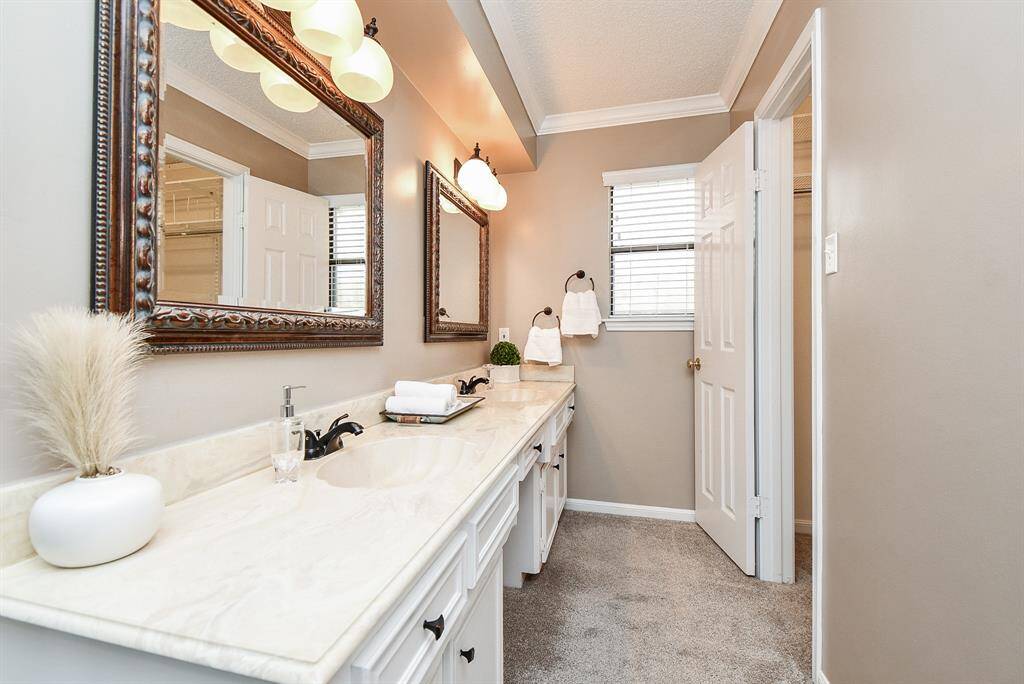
[553,463,561,470]
[460,647,475,663]
[532,443,542,452]
[569,405,575,411]
[559,453,565,459]
[422,614,445,640]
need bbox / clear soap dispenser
[271,385,305,483]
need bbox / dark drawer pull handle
[569,405,575,411]
[532,443,542,452]
[422,614,445,640]
[559,453,565,459]
[460,647,476,663]
[553,463,561,470]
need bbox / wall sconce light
[161,0,215,31]
[330,18,394,104]
[259,65,319,112]
[291,0,364,59]
[210,22,271,73]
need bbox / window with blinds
[607,168,696,324]
[327,198,367,316]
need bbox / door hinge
[753,169,768,192]
[750,496,764,519]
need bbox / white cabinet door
[451,560,503,684]
[423,649,444,684]
[541,464,558,562]
[555,435,567,516]
[693,121,756,575]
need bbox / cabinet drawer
[554,392,575,435]
[351,534,468,684]
[516,428,545,478]
[464,464,518,589]
[452,557,503,684]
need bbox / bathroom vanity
[0,380,575,684]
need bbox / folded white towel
[524,325,563,366]
[561,290,602,338]
[385,395,452,416]
[394,381,457,408]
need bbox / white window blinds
[327,197,367,316]
[605,165,696,322]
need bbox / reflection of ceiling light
[259,66,319,112]
[210,23,270,73]
[330,18,394,104]
[291,0,363,58]
[440,196,460,214]
[457,143,493,204]
[261,0,317,9]
[161,0,215,31]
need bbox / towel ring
[531,306,561,327]
[564,269,596,292]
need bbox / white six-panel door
[244,176,330,311]
[693,122,756,575]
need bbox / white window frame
[602,162,698,332]
[323,193,367,316]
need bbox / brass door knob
[687,357,702,371]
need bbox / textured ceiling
[163,24,361,144]
[497,0,753,115]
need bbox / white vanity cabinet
[449,556,503,684]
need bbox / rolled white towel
[385,395,452,416]
[394,381,457,407]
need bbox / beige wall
[793,96,812,524]
[308,155,367,197]
[162,86,309,191]
[491,114,731,509]
[0,3,484,483]
[742,1,1024,681]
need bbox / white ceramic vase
[29,470,163,568]
[490,364,520,384]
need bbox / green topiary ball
[489,340,521,366]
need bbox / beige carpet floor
[504,511,812,684]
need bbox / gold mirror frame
[91,0,384,353]
[423,161,489,342]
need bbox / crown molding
[538,93,728,135]
[163,62,363,160]
[480,0,546,133]
[719,0,783,108]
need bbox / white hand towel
[394,381,457,407]
[523,325,563,366]
[560,290,602,338]
[385,395,451,416]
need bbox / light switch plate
[498,327,510,341]
[824,232,838,275]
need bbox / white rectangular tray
[381,395,486,424]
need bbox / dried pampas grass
[12,307,149,478]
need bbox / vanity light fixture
[440,196,461,214]
[259,65,320,113]
[477,168,508,211]
[291,0,364,59]
[329,18,394,104]
[457,144,494,204]
[210,22,271,73]
[160,0,215,31]
[261,0,317,10]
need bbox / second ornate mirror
[424,161,489,342]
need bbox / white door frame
[751,9,825,681]
[162,134,249,305]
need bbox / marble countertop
[0,380,574,684]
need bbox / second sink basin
[317,436,477,489]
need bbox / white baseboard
[564,498,696,522]
[795,518,813,536]
[816,668,830,684]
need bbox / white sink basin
[317,436,477,489]
[484,389,540,403]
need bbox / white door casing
[693,122,756,575]
[244,176,330,311]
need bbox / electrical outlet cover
[498,328,510,341]
[824,232,838,275]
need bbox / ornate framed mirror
[423,161,489,342]
[92,0,384,353]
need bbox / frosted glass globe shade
[330,37,394,103]
[440,196,460,214]
[478,180,507,211]
[161,0,215,31]
[457,157,492,202]
[260,66,319,113]
[262,0,317,10]
[291,0,363,58]
[210,23,270,73]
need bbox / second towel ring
[564,269,596,292]
[532,306,561,327]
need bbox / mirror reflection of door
[438,194,481,324]
[156,1,370,316]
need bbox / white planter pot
[29,470,163,568]
[490,365,520,384]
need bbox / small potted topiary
[488,340,521,384]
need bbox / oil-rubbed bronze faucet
[304,414,364,460]
[458,376,490,395]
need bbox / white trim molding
[565,498,696,523]
[602,162,698,187]
[603,316,693,332]
[482,1,779,135]
[163,62,363,160]
[163,133,250,177]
